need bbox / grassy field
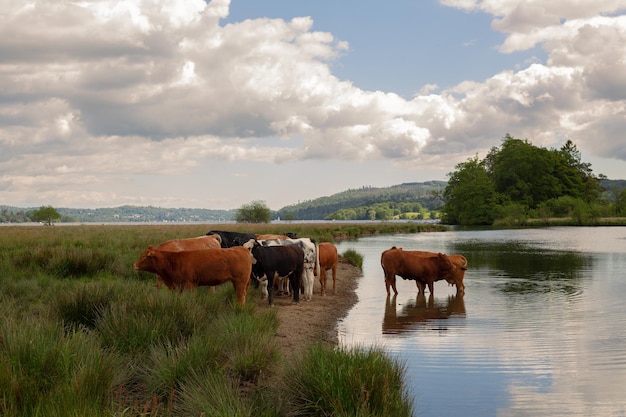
[0,223,423,417]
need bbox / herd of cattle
[133,230,467,306]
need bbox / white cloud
[0,0,624,208]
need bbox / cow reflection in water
[383,294,466,334]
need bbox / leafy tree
[235,200,271,223]
[30,205,61,225]
[442,156,496,225]
[558,139,603,202]
[492,135,563,208]
[443,134,604,225]
[616,189,626,216]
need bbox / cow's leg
[320,268,327,296]
[427,281,434,295]
[233,278,249,305]
[275,274,288,296]
[332,265,337,294]
[267,271,275,307]
[258,276,269,300]
[281,274,290,296]
[233,281,248,305]
[384,272,398,296]
[302,267,314,301]
[415,280,426,295]
[289,271,301,304]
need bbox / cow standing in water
[380,247,457,296]
[318,242,338,296]
[133,246,252,305]
[409,250,468,294]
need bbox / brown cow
[380,246,457,296]
[410,251,468,294]
[133,246,252,305]
[318,242,338,296]
[154,234,222,289]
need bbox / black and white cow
[257,237,320,301]
[206,230,256,248]
[244,239,304,306]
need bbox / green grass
[0,223,417,416]
[342,248,364,269]
[282,343,415,417]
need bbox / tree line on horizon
[1,138,625,224]
[0,182,448,223]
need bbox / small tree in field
[31,205,61,225]
[236,200,271,223]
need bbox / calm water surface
[335,227,626,417]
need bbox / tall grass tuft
[283,343,415,417]
[342,248,364,269]
[52,281,118,330]
[210,307,280,383]
[141,335,221,403]
[0,318,69,415]
[97,299,187,355]
[0,317,125,417]
[175,368,254,417]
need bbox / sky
[1,0,625,210]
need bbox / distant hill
[0,205,236,223]
[2,179,624,223]
[275,181,448,220]
[57,206,237,223]
[600,179,626,201]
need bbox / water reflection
[450,241,592,295]
[383,293,465,334]
[336,227,626,417]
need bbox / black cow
[206,230,257,248]
[245,240,304,306]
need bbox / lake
[335,227,626,417]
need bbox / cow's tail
[313,239,321,277]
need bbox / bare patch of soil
[255,259,362,357]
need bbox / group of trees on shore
[326,201,435,221]
[442,134,624,226]
[0,206,62,225]
[276,182,446,221]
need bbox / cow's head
[242,239,259,264]
[133,245,158,271]
[437,253,456,273]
